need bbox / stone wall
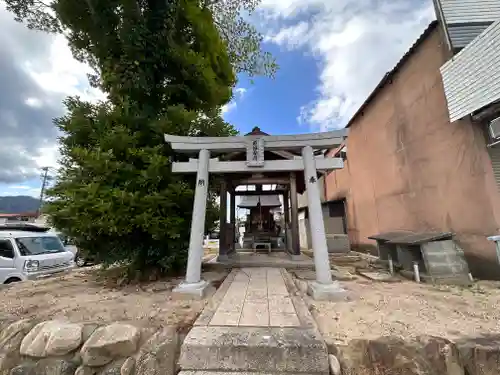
[0,320,180,375]
[327,334,500,375]
[4,318,499,375]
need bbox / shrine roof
[244,127,269,136]
[238,195,282,208]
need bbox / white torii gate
[165,130,349,300]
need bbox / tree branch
[34,0,51,8]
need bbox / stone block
[20,321,83,357]
[74,365,97,375]
[178,326,329,374]
[11,359,79,375]
[307,281,350,301]
[357,270,400,283]
[179,372,310,375]
[135,327,178,375]
[80,323,140,367]
[0,320,36,373]
[328,354,341,375]
[326,234,350,253]
[172,280,214,300]
[120,357,135,375]
[269,313,300,327]
[455,334,500,375]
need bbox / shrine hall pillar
[173,148,211,297]
[289,172,300,256]
[229,187,236,254]
[283,189,290,251]
[218,179,228,260]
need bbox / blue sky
[0,0,436,198]
[224,47,320,135]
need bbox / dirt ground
[0,266,228,329]
[305,267,500,345]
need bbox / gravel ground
[304,271,500,345]
[0,266,228,329]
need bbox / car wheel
[75,253,86,267]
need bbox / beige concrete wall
[298,212,309,249]
[325,26,500,279]
[298,204,348,251]
[298,176,326,210]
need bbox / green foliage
[207,0,278,77]
[41,0,238,279]
[53,0,234,109]
[4,0,62,33]
[4,0,277,78]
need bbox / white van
[0,226,75,284]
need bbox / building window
[340,150,347,161]
[327,200,347,234]
[328,201,344,217]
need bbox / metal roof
[387,231,454,245]
[368,231,416,242]
[368,230,454,244]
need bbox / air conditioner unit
[489,117,500,139]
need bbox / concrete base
[287,252,302,261]
[179,326,329,374]
[217,254,229,262]
[173,280,212,299]
[307,280,349,301]
[207,251,314,269]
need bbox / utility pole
[37,167,50,217]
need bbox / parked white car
[0,227,75,284]
[51,231,79,255]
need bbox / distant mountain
[0,196,40,213]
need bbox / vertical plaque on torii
[246,138,265,167]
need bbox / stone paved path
[178,267,329,375]
[209,267,301,327]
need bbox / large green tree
[4,0,277,77]
[40,0,239,279]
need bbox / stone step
[179,372,325,375]
[178,326,329,375]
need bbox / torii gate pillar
[172,148,212,298]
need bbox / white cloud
[259,0,436,131]
[24,34,106,104]
[0,4,106,187]
[35,145,60,171]
[221,87,248,115]
[7,185,30,190]
[221,101,237,115]
[25,97,43,108]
